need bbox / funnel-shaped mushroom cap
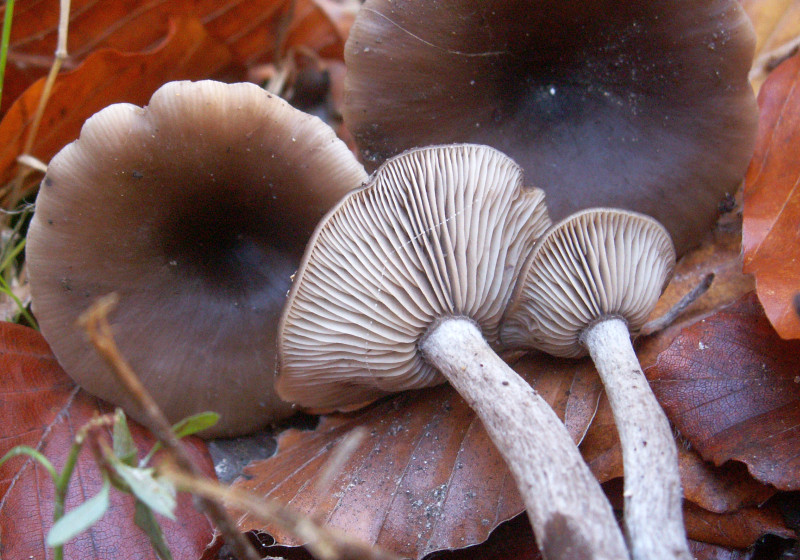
[277,144,550,409]
[343,0,758,255]
[27,80,367,437]
[501,208,675,358]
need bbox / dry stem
[161,463,402,560]
[79,293,261,560]
[640,273,714,336]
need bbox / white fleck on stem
[421,317,630,560]
[582,318,691,560]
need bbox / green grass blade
[0,0,14,109]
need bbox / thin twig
[161,463,402,560]
[79,293,261,560]
[640,273,715,336]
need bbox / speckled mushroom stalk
[501,208,687,560]
[343,0,758,255]
[27,80,367,437]
[277,145,630,560]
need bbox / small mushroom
[342,0,758,254]
[277,144,630,559]
[26,80,367,437]
[501,208,686,560]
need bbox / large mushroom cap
[501,208,676,358]
[343,0,758,255]
[27,80,367,437]
[277,144,550,409]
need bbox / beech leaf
[648,293,800,490]
[742,51,800,340]
[0,322,216,560]
[230,352,601,559]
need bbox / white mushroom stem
[582,317,691,560]
[421,317,630,560]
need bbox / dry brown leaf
[1,0,346,115]
[579,394,624,483]
[684,501,794,549]
[229,352,601,560]
[0,16,233,191]
[648,293,800,491]
[0,322,216,560]
[742,52,800,340]
[678,447,776,514]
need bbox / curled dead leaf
[649,293,800,491]
[742,52,800,341]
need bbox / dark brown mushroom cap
[500,208,675,358]
[276,144,550,409]
[343,0,758,255]
[27,80,367,437]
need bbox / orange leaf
[0,322,216,560]
[229,353,600,560]
[742,52,800,340]
[0,16,233,189]
[648,293,800,490]
[678,447,775,515]
[1,0,346,115]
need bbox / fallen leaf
[0,322,216,560]
[1,0,346,115]
[638,213,755,370]
[648,293,800,490]
[742,52,800,341]
[0,16,233,191]
[678,446,776,514]
[684,501,794,549]
[229,352,601,560]
[579,393,624,483]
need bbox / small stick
[162,463,402,560]
[640,273,714,336]
[79,294,261,560]
[2,0,71,208]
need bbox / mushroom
[26,80,367,437]
[501,208,686,560]
[277,144,630,559]
[342,0,758,255]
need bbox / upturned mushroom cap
[343,0,758,255]
[27,80,367,437]
[501,208,676,358]
[276,144,550,409]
